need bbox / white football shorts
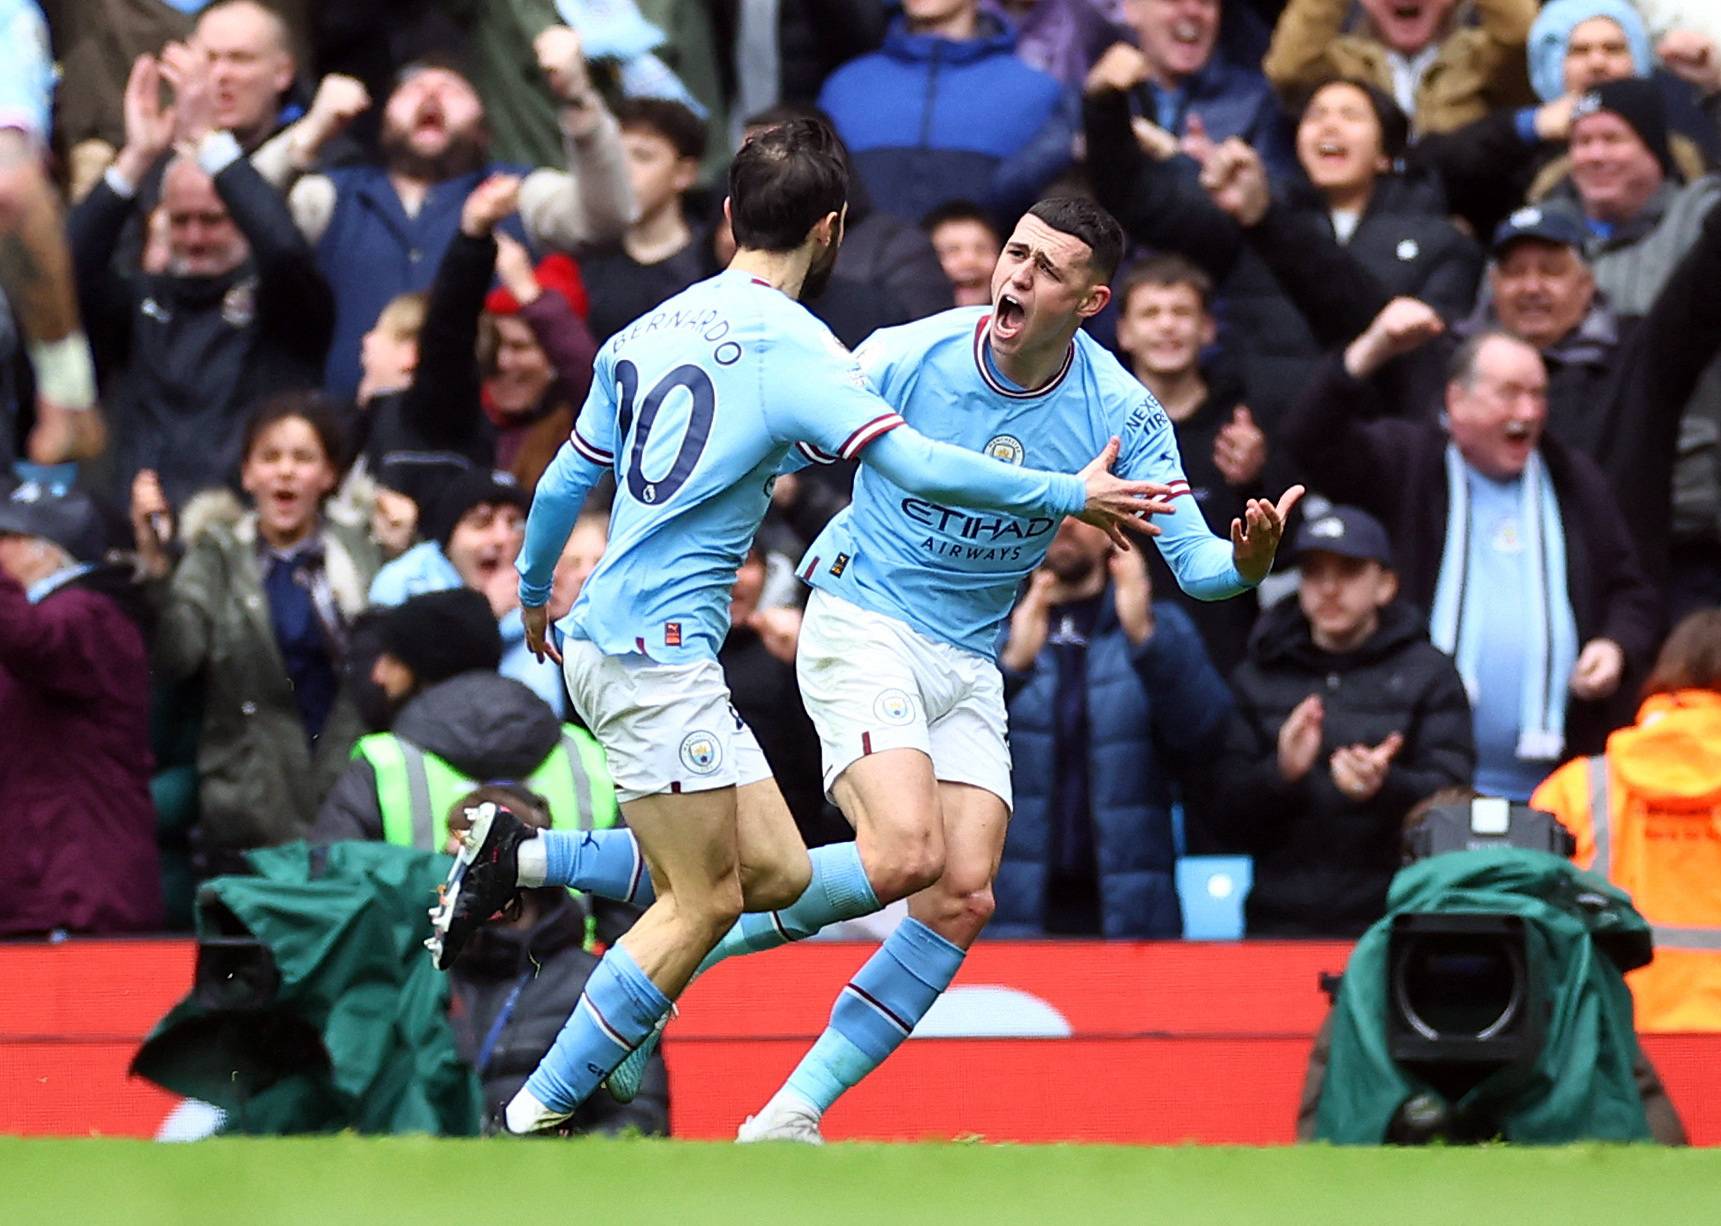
[562,637,772,803]
[796,589,1012,810]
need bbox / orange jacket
[1532,690,1721,1032]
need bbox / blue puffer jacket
[818,14,1073,224]
[995,595,1232,938]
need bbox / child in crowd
[141,392,379,871]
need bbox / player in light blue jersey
[424,122,1167,1133]
[726,197,1303,1141]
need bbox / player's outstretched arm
[517,440,607,662]
[861,427,1172,529]
[1150,483,1304,599]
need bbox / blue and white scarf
[554,0,707,117]
[1429,444,1577,762]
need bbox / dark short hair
[1026,197,1124,283]
[728,117,849,253]
[1297,77,1409,163]
[921,199,999,240]
[615,97,707,162]
[1117,253,1215,313]
[241,390,346,469]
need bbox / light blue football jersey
[801,307,1248,658]
[518,275,1088,661]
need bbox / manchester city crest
[680,731,723,774]
[983,434,1025,465]
[872,689,916,726]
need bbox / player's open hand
[1230,483,1304,585]
[523,603,562,665]
[1076,436,1175,551]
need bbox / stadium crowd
[2,0,1720,981]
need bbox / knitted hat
[377,588,502,686]
[427,468,529,553]
[1572,78,1675,176]
[484,253,591,320]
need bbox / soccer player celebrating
[730,198,1302,1140]
[425,119,1165,1134]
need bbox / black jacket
[71,157,334,510]
[1211,599,1474,937]
[1282,354,1664,754]
[1085,88,1483,444]
[449,894,669,1136]
[356,232,499,509]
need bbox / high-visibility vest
[1574,752,1721,1031]
[354,724,619,853]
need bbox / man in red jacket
[0,480,161,935]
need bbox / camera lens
[1394,934,1524,1041]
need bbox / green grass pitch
[7,1138,1721,1226]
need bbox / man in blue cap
[1205,504,1475,936]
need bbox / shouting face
[1128,0,1221,83]
[195,0,294,144]
[988,214,1108,371]
[446,501,526,593]
[241,415,337,547]
[1357,0,1458,56]
[1297,82,1390,203]
[1445,335,1549,480]
[381,68,488,179]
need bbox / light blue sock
[783,917,966,1114]
[538,829,655,906]
[524,943,670,1113]
[695,842,880,976]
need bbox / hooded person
[315,588,620,852]
[0,478,162,934]
[1532,609,1721,1033]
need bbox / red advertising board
[2,938,1716,1143]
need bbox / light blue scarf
[1430,444,1577,763]
[554,0,708,118]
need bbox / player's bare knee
[740,848,811,911]
[672,875,745,945]
[866,841,945,903]
[923,883,994,945]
